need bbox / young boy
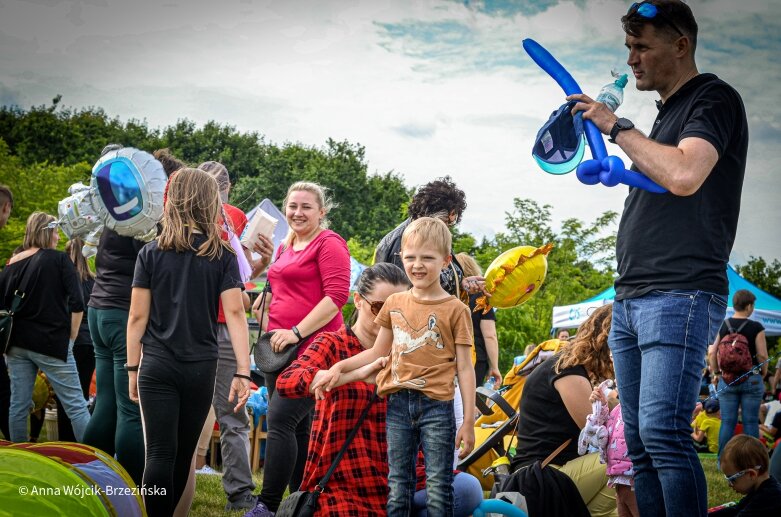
[711,435,781,516]
[313,217,476,516]
[691,398,721,453]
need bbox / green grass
[189,457,737,516]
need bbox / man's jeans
[6,344,91,442]
[609,290,726,517]
[717,373,764,458]
[387,389,456,517]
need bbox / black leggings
[138,351,216,517]
[259,370,314,511]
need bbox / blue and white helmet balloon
[90,147,166,238]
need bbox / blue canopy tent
[552,265,781,336]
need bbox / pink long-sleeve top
[266,229,351,355]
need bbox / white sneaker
[195,465,221,476]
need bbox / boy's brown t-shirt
[374,291,473,401]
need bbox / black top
[710,476,781,517]
[0,249,84,361]
[75,277,95,346]
[468,293,496,362]
[132,235,244,362]
[718,317,765,366]
[374,218,465,297]
[512,355,589,468]
[615,74,748,300]
[770,410,781,432]
[89,228,146,311]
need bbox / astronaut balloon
[58,147,166,256]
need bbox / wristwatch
[291,325,303,341]
[124,363,139,372]
[609,117,634,143]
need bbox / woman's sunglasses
[43,220,59,230]
[723,465,761,486]
[361,296,385,316]
[627,1,684,37]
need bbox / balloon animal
[523,38,666,194]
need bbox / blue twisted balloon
[522,38,666,193]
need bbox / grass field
[189,456,737,516]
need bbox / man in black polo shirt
[569,1,748,516]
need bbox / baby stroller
[459,338,567,490]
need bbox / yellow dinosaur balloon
[475,243,554,313]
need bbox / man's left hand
[567,93,618,135]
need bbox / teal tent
[552,265,781,336]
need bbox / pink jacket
[605,404,634,477]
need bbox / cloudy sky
[1,0,779,264]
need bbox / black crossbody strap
[8,253,38,314]
[315,387,377,491]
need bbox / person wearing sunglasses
[245,263,482,517]
[711,435,781,516]
[568,2,750,516]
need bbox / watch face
[617,118,634,130]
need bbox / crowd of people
[2,2,781,517]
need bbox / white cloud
[0,0,779,263]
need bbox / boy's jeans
[387,389,456,517]
[609,289,726,517]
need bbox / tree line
[1,99,778,371]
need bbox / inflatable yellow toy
[475,243,553,313]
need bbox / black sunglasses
[627,1,684,37]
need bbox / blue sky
[1,0,779,263]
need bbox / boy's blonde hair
[282,181,334,248]
[158,168,234,260]
[23,212,57,250]
[401,217,451,257]
[721,435,769,473]
[455,253,481,277]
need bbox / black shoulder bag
[1,256,36,354]
[276,388,378,517]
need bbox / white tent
[552,265,781,336]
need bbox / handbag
[1,256,35,354]
[252,279,312,375]
[276,388,378,517]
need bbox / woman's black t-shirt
[0,249,84,361]
[132,236,243,361]
[718,317,765,365]
[512,355,589,469]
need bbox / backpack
[717,319,753,385]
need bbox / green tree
[473,198,617,371]
[0,138,90,260]
[736,256,781,298]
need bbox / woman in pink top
[251,181,350,515]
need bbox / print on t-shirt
[390,311,443,389]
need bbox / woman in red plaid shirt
[259,263,482,517]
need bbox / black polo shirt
[615,73,748,300]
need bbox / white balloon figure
[58,147,166,257]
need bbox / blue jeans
[387,389,456,517]
[413,472,483,517]
[609,290,726,517]
[717,373,764,457]
[6,344,91,442]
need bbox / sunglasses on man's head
[627,1,684,37]
[723,465,761,486]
